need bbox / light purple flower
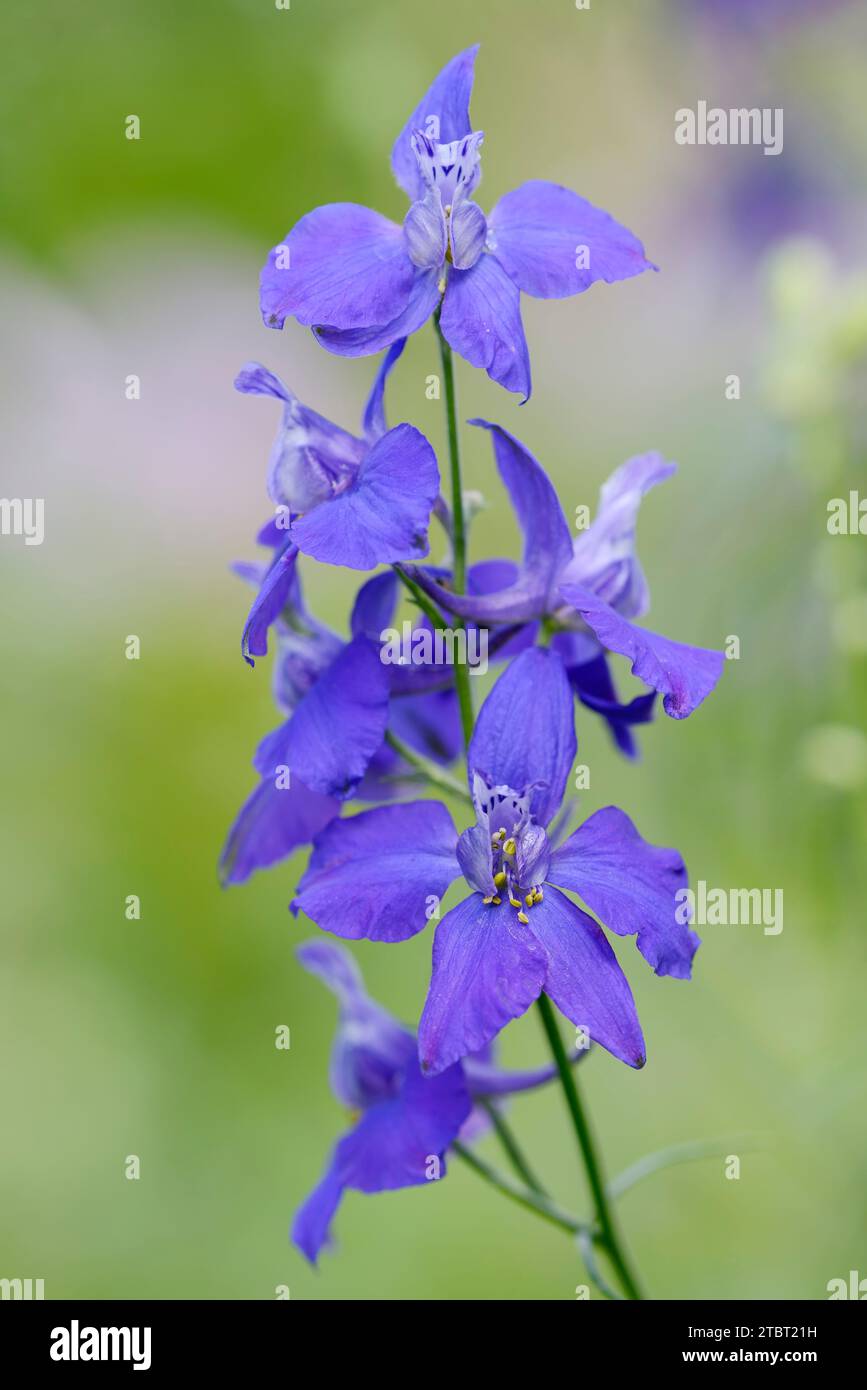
[407,422,725,731]
[293,648,700,1077]
[260,46,655,400]
[235,340,439,665]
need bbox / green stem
[434,315,474,752]
[435,317,467,593]
[393,564,451,634]
[478,1098,546,1195]
[452,1142,588,1240]
[608,1135,762,1202]
[393,561,475,746]
[577,1229,625,1302]
[535,993,644,1301]
[383,729,471,805]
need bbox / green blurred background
[2,0,866,1300]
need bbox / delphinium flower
[235,339,438,665]
[293,646,697,1075]
[405,421,725,746]
[228,34,727,1302]
[220,567,464,884]
[292,938,587,1263]
[259,46,655,400]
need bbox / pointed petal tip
[290,1230,323,1268]
[417,1048,448,1079]
[561,584,725,720]
[444,41,481,71]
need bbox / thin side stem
[478,1098,546,1195]
[608,1134,764,1201]
[383,729,471,805]
[393,562,475,746]
[452,1142,589,1240]
[393,564,451,634]
[535,993,644,1301]
[577,1229,625,1302]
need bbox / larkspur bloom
[220,567,462,884]
[260,46,655,401]
[224,34,733,1296]
[235,339,439,664]
[223,514,544,884]
[407,422,725,742]
[293,647,698,1077]
[292,938,586,1263]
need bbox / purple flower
[407,422,725,740]
[220,569,463,884]
[235,340,439,665]
[293,647,700,1077]
[260,46,655,400]
[291,938,585,1263]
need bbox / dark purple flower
[291,938,585,1263]
[293,647,699,1077]
[260,46,655,400]
[220,570,463,885]
[235,340,439,665]
[407,422,725,734]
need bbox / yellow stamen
[482,895,495,905]
[491,895,502,906]
[503,837,516,857]
[493,871,507,888]
[525,894,535,907]
[535,888,544,902]
[517,911,530,925]
[509,896,521,909]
